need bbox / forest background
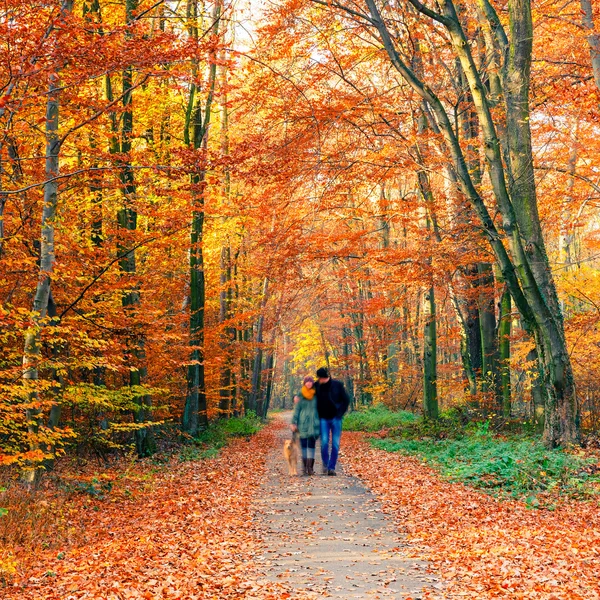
[1,0,600,495]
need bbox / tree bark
[580,0,600,91]
[182,0,221,435]
[116,0,153,457]
[360,0,579,446]
[477,262,500,404]
[498,283,512,417]
[423,283,438,419]
[248,277,268,414]
[21,0,74,486]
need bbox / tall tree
[21,0,75,486]
[182,0,222,435]
[316,0,580,446]
[117,0,153,457]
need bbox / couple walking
[291,367,350,476]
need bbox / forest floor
[3,414,600,599]
[342,434,600,599]
[3,422,289,600]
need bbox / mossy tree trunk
[182,0,221,435]
[361,0,579,446]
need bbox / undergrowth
[350,405,600,505]
[179,411,263,461]
[344,405,419,431]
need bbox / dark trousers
[300,436,316,459]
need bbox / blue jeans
[320,417,342,470]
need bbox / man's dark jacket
[316,379,350,420]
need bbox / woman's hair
[303,375,315,384]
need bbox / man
[315,367,350,476]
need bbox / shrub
[179,412,263,462]
[220,411,262,437]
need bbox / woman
[291,375,320,475]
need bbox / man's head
[316,367,330,384]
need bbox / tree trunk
[182,0,221,435]
[449,279,478,395]
[423,283,438,419]
[263,349,275,419]
[505,0,578,444]
[363,0,579,446]
[580,0,600,91]
[477,263,499,404]
[218,245,232,416]
[116,0,153,457]
[248,277,268,414]
[21,0,74,486]
[498,283,512,417]
[218,34,233,417]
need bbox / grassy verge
[345,405,419,431]
[348,406,600,505]
[179,411,263,461]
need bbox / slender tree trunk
[182,0,221,434]
[414,105,440,419]
[116,0,153,457]
[218,245,232,416]
[263,348,275,418]
[560,123,578,277]
[0,153,4,258]
[248,277,268,414]
[319,325,331,370]
[477,263,499,404]
[449,279,477,395]
[581,0,600,91]
[498,283,512,417]
[338,289,355,411]
[423,282,438,419]
[21,0,74,486]
[218,29,233,417]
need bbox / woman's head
[303,375,315,389]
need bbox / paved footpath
[253,413,435,599]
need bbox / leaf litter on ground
[343,432,600,599]
[2,421,293,599]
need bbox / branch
[0,165,181,196]
[310,0,375,25]
[477,0,508,50]
[58,74,151,146]
[406,0,451,26]
[536,165,600,196]
[59,221,191,319]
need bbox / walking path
[253,413,434,598]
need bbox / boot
[307,458,314,476]
[302,458,309,475]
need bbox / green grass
[179,412,263,462]
[345,406,600,505]
[372,422,600,505]
[344,405,419,431]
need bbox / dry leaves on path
[343,433,600,599]
[4,421,292,600]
